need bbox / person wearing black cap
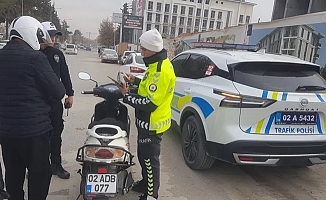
[40,21,74,179]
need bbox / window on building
[163,26,168,34]
[218,11,222,19]
[202,20,207,29]
[204,9,208,17]
[165,4,170,13]
[179,28,184,36]
[173,5,178,14]
[194,27,199,32]
[211,10,215,18]
[198,0,202,3]
[187,28,191,33]
[171,27,176,35]
[196,8,201,16]
[187,18,193,26]
[147,13,152,22]
[180,17,185,25]
[245,16,250,23]
[148,1,153,10]
[209,21,214,29]
[239,15,244,23]
[146,24,151,31]
[205,0,210,4]
[164,15,169,23]
[155,25,160,31]
[172,16,177,24]
[157,2,162,11]
[156,14,161,22]
[189,7,194,15]
[195,19,200,26]
[216,21,221,29]
[190,0,194,2]
[181,6,186,15]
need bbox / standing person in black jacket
[40,21,74,179]
[0,16,66,200]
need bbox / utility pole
[21,0,24,16]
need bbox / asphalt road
[15,50,326,200]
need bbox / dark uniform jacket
[0,40,66,138]
[41,46,74,97]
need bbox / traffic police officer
[40,21,74,179]
[116,28,176,200]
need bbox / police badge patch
[54,55,60,63]
[149,84,157,92]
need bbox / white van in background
[65,44,78,55]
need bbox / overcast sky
[51,0,275,40]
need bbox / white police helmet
[9,16,52,50]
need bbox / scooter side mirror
[78,72,91,80]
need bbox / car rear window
[125,52,135,56]
[67,45,74,48]
[232,62,326,92]
[104,50,116,54]
[135,56,144,64]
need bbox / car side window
[179,54,208,79]
[171,54,189,77]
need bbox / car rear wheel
[181,115,215,170]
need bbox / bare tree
[98,18,115,47]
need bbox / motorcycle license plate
[86,174,117,194]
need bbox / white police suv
[170,42,326,170]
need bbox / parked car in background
[119,50,135,65]
[118,53,146,76]
[101,49,119,63]
[86,46,91,51]
[117,53,146,93]
[65,44,78,55]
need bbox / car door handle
[184,88,191,94]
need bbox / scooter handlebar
[81,91,94,94]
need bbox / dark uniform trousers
[137,128,163,199]
[50,101,64,164]
[0,133,52,200]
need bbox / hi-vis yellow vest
[137,57,176,134]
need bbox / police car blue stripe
[265,113,275,134]
[262,90,268,98]
[174,92,185,97]
[316,94,325,102]
[171,107,180,113]
[317,115,323,134]
[245,127,251,133]
[192,97,214,118]
[281,93,288,101]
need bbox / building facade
[272,0,326,20]
[133,0,255,38]
[258,24,324,63]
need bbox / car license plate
[86,174,117,194]
[275,112,317,125]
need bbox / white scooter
[76,72,134,200]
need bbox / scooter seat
[88,117,127,132]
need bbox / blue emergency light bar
[190,42,259,52]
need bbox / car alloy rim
[183,119,199,163]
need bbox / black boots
[51,164,70,179]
